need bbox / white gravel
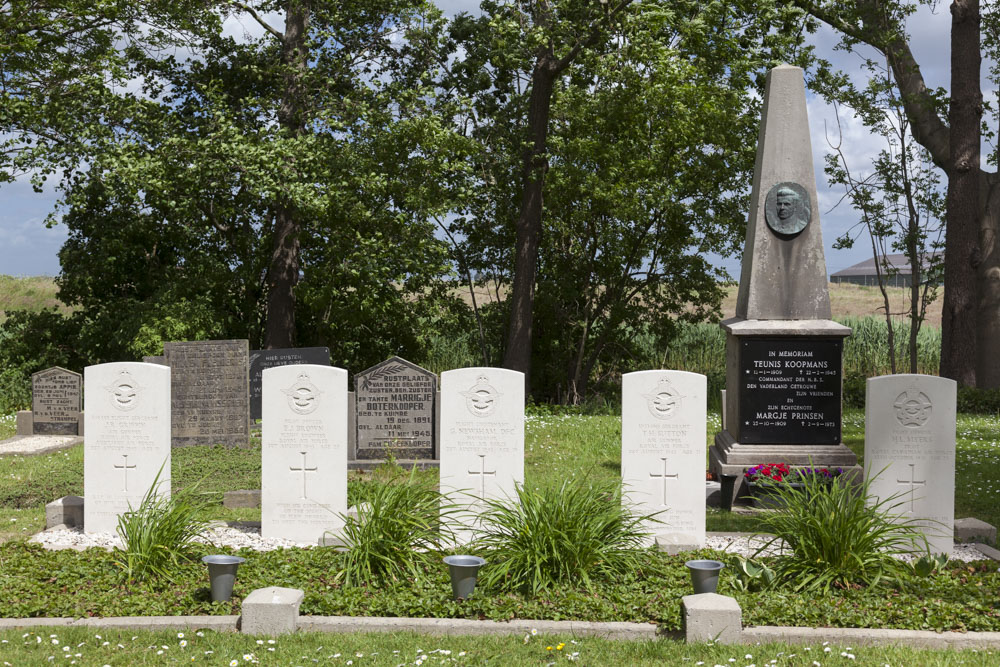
[704,532,991,562]
[30,524,993,562]
[30,522,313,552]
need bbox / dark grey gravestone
[248,347,330,421]
[355,356,436,460]
[163,340,250,447]
[31,367,81,435]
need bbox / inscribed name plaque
[262,364,347,543]
[440,368,524,542]
[355,357,436,460]
[84,362,171,533]
[738,338,841,444]
[249,347,330,421]
[32,367,81,435]
[622,371,706,549]
[865,374,956,555]
[163,340,250,447]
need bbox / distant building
[830,253,942,288]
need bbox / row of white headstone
[82,362,956,555]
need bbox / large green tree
[796,0,992,386]
[448,0,804,401]
[45,0,472,369]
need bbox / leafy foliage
[473,477,658,594]
[753,469,930,592]
[114,468,212,584]
[334,468,459,587]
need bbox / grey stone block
[654,535,701,555]
[223,489,261,509]
[682,593,742,644]
[77,411,85,437]
[241,586,304,636]
[955,517,996,543]
[16,411,33,436]
[46,495,84,529]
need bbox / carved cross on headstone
[649,456,678,506]
[468,454,496,499]
[289,451,318,499]
[113,454,137,493]
[896,463,927,513]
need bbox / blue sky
[0,3,969,279]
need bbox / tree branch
[229,1,285,42]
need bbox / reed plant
[473,477,658,594]
[753,469,930,592]
[334,468,460,586]
[113,467,212,584]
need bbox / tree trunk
[939,0,981,385]
[264,0,310,349]
[977,173,1000,385]
[502,51,559,387]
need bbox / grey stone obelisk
[710,65,858,504]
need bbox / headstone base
[16,411,32,436]
[710,430,860,505]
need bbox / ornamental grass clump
[334,468,460,587]
[114,468,212,584]
[754,468,929,592]
[473,477,659,594]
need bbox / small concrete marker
[241,587,304,636]
[45,495,83,529]
[954,517,997,543]
[682,593,742,644]
[223,489,261,509]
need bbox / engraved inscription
[355,357,436,460]
[164,340,249,447]
[32,367,81,435]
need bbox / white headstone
[865,374,956,555]
[622,370,707,549]
[84,362,171,533]
[262,364,348,543]
[440,368,524,542]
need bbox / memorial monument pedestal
[710,318,859,504]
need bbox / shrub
[334,467,459,587]
[753,469,929,592]
[113,467,212,584]
[473,477,659,594]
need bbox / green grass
[3,408,1000,536]
[0,274,71,322]
[0,411,14,439]
[2,628,996,667]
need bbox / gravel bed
[30,523,313,552]
[704,533,990,562]
[29,525,992,562]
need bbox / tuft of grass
[333,467,459,587]
[114,466,213,584]
[753,468,929,592]
[473,477,658,594]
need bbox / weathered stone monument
[261,364,348,543]
[439,368,523,542]
[622,370,706,552]
[709,65,857,502]
[865,374,956,555]
[354,356,436,461]
[84,362,171,533]
[163,340,250,447]
[31,367,82,435]
[249,347,330,421]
